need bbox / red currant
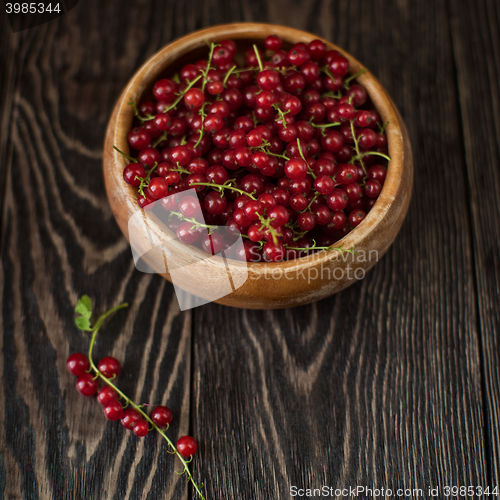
[104,400,123,421]
[66,353,89,376]
[75,373,98,396]
[177,436,197,457]
[97,356,122,379]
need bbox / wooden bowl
[103,23,413,309]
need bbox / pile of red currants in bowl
[118,35,390,263]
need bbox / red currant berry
[151,406,173,428]
[184,88,205,109]
[314,205,332,225]
[128,127,151,150]
[346,84,367,107]
[268,205,289,226]
[263,241,285,262]
[104,400,123,421]
[121,408,142,430]
[265,34,282,51]
[170,145,191,166]
[207,81,224,95]
[97,356,122,379]
[308,39,326,59]
[364,179,382,198]
[201,231,226,254]
[179,195,201,217]
[354,110,373,128]
[123,163,146,187]
[203,113,224,133]
[349,209,366,227]
[147,177,168,200]
[297,212,316,231]
[204,192,228,215]
[206,165,229,184]
[335,164,359,184]
[243,200,265,221]
[153,79,176,102]
[97,386,119,406]
[177,436,197,457]
[257,69,280,90]
[357,128,377,149]
[328,55,349,77]
[314,175,335,195]
[367,165,387,184]
[133,420,149,437]
[285,158,308,180]
[290,193,308,211]
[321,130,344,153]
[177,222,201,244]
[75,373,98,397]
[326,188,349,211]
[66,353,89,376]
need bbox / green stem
[223,65,237,86]
[349,119,367,175]
[170,211,218,231]
[273,104,290,129]
[166,74,203,113]
[127,100,155,122]
[201,43,217,93]
[378,121,389,134]
[359,150,391,162]
[285,244,351,253]
[87,305,205,500]
[296,139,316,179]
[310,121,341,129]
[189,182,257,200]
[253,44,263,72]
[113,145,138,163]
[343,68,367,88]
[152,131,168,148]
[137,163,158,196]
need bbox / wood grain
[449,0,500,485]
[1,0,498,499]
[0,3,194,499]
[193,0,489,497]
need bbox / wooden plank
[449,0,500,485]
[0,5,194,500]
[192,0,489,497]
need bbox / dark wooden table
[1,1,499,499]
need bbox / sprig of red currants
[67,295,205,499]
[117,35,390,262]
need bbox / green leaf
[75,316,91,331]
[75,295,92,319]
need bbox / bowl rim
[104,22,407,276]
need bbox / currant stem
[253,44,264,72]
[343,68,367,88]
[137,163,158,196]
[296,139,316,179]
[190,181,257,200]
[310,121,341,129]
[113,145,138,163]
[349,119,367,175]
[86,303,206,500]
[359,150,391,162]
[152,131,168,148]
[127,100,155,122]
[223,65,237,87]
[166,74,203,113]
[170,211,218,231]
